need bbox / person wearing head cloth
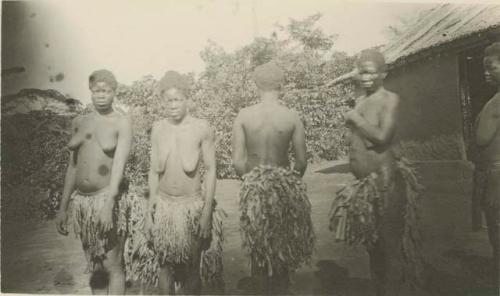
[328,49,426,296]
[473,42,500,276]
[232,61,315,294]
[55,69,133,294]
[123,70,225,294]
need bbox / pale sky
[2,0,442,103]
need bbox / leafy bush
[2,110,75,222]
[114,13,355,182]
[2,14,355,223]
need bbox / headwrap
[89,69,118,90]
[252,61,285,91]
[356,49,387,73]
[158,71,191,95]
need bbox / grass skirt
[329,158,425,290]
[239,165,315,276]
[68,187,127,272]
[121,186,226,287]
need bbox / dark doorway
[459,45,497,161]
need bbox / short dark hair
[252,61,285,91]
[158,71,191,95]
[89,69,117,90]
[356,49,387,73]
[484,42,500,60]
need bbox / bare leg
[271,268,290,295]
[89,262,108,295]
[484,207,499,260]
[482,171,500,286]
[102,236,126,295]
[484,171,500,262]
[139,281,147,295]
[483,205,500,288]
[251,257,270,294]
[368,241,386,296]
[251,257,268,277]
[158,264,175,295]
[184,238,202,295]
[368,171,406,296]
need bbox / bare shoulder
[239,105,256,116]
[491,92,500,111]
[192,117,209,128]
[484,92,500,116]
[380,89,400,109]
[117,112,132,124]
[151,119,167,135]
[71,115,83,128]
[383,89,399,102]
[193,117,215,138]
[288,109,304,128]
[355,95,366,106]
[114,113,132,131]
[235,105,254,123]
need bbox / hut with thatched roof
[331,3,500,162]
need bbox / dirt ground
[1,161,499,295]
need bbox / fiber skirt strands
[239,165,315,276]
[329,158,425,290]
[122,186,226,287]
[68,187,127,272]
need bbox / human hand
[55,210,69,236]
[98,193,116,233]
[143,197,157,234]
[198,207,212,240]
[345,109,362,125]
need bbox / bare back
[233,101,307,175]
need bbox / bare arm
[199,122,217,239]
[232,112,247,177]
[60,153,77,212]
[56,117,79,235]
[350,94,399,146]
[60,117,79,212]
[148,122,162,200]
[476,97,500,147]
[108,116,133,198]
[292,114,307,177]
[202,123,217,208]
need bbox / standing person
[129,71,224,295]
[55,69,133,295]
[232,61,315,294]
[329,49,425,296]
[474,42,500,271]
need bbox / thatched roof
[2,88,83,116]
[330,3,500,85]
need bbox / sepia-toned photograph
[1,0,499,295]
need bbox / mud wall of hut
[354,53,467,160]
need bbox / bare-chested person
[474,42,500,270]
[329,50,425,296]
[55,69,132,294]
[232,61,315,294]
[137,71,224,295]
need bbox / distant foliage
[2,14,356,223]
[116,14,355,181]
